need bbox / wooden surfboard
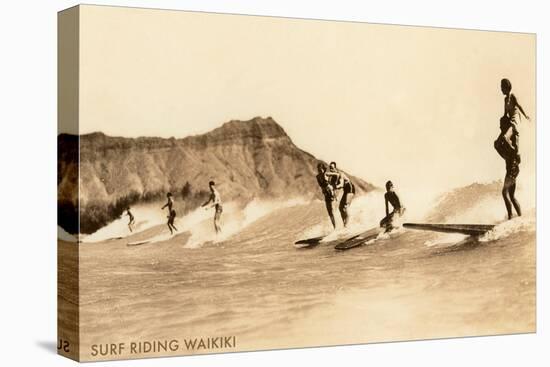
[403,223,495,236]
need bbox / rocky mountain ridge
[58,117,375,233]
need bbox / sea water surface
[61,191,535,360]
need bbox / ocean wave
[182,198,309,248]
[480,213,536,242]
[82,204,169,243]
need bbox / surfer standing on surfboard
[161,192,178,234]
[380,180,405,231]
[326,161,355,227]
[126,207,135,232]
[316,163,336,228]
[202,181,223,234]
[494,78,529,220]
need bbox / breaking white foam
[183,198,309,248]
[82,204,168,243]
[480,214,536,242]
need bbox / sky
[63,5,536,194]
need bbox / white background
[0,0,547,366]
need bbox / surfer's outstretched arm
[394,191,403,210]
[516,99,530,121]
[201,196,212,207]
[325,171,343,189]
[324,171,340,189]
[202,198,219,209]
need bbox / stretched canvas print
[57,4,536,362]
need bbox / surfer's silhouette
[162,192,178,234]
[495,78,529,220]
[326,161,355,227]
[126,207,135,232]
[316,163,336,228]
[498,78,530,155]
[202,181,223,234]
[380,180,405,231]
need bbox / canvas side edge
[57,5,81,362]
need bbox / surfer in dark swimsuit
[316,163,336,228]
[126,207,135,232]
[162,192,178,234]
[495,79,528,220]
[498,78,530,155]
[327,161,355,227]
[202,181,223,234]
[380,180,405,231]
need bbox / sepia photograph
[57,4,536,362]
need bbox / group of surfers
[124,78,530,236]
[316,161,404,231]
[316,78,530,230]
[125,181,223,235]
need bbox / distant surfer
[380,180,405,231]
[161,192,178,234]
[326,161,355,227]
[494,78,529,220]
[316,163,336,228]
[202,181,223,234]
[126,207,135,232]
